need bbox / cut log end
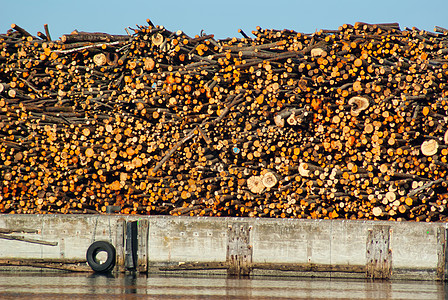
[311,48,326,57]
[274,115,285,127]
[144,58,155,71]
[372,207,382,217]
[348,96,370,116]
[286,113,297,126]
[247,175,265,194]
[152,33,164,46]
[262,172,278,188]
[298,163,310,177]
[93,53,107,66]
[421,140,438,156]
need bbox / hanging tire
[86,241,116,273]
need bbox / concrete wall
[249,218,444,279]
[0,215,446,280]
[148,216,228,263]
[0,215,117,260]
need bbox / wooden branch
[0,258,89,272]
[11,24,32,37]
[151,127,197,175]
[252,262,366,273]
[0,228,38,234]
[408,178,444,197]
[44,24,52,41]
[52,41,122,54]
[0,233,58,246]
[159,262,228,271]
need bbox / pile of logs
[1,21,448,221]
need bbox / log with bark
[1,21,448,222]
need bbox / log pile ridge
[1,21,448,221]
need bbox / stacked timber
[1,21,448,221]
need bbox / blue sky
[1,0,447,39]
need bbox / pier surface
[0,215,446,280]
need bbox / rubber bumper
[86,241,116,273]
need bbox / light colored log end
[144,58,155,71]
[372,206,382,217]
[311,48,326,57]
[247,175,265,194]
[286,113,297,126]
[298,163,310,177]
[421,139,438,156]
[274,115,285,127]
[93,53,107,66]
[348,96,370,116]
[152,33,164,46]
[262,172,278,188]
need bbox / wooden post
[137,219,149,273]
[437,226,448,281]
[366,225,392,279]
[226,223,252,276]
[115,219,126,273]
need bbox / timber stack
[1,21,448,222]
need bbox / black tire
[86,241,116,273]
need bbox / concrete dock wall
[0,215,446,280]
